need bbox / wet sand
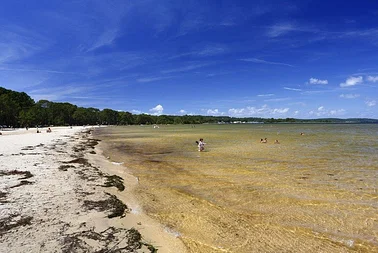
[94,124,378,253]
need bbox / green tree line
[1,87,377,128]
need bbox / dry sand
[0,126,186,253]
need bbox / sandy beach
[0,126,186,253]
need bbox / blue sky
[1,0,378,119]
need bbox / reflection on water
[95,124,378,252]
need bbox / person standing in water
[197,138,206,152]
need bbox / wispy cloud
[196,46,226,56]
[340,94,360,99]
[161,63,209,74]
[0,66,79,74]
[0,25,48,64]
[301,89,334,95]
[240,58,293,67]
[228,104,289,117]
[175,6,214,38]
[73,1,132,52]
[266,23,296,37]
[365,100,376,107]
[28,85,92,102]
[266,23,315,38]
[367,76,378,82]
[309,77,328,85]
[86,28,119,52]
[337,28,378,39]
[257,94,274,97]
[169,45,227,60]
[284,87,302,91]
[137,76,174,83]
[264,97,290,102]
[309,106,346,117]
[340,76,363,87]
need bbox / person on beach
[47,128,52,133]
[196,138,206,151]
[274,139,280,144]
[260,138,267,143]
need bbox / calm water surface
[95,124,378,252]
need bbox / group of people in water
[260,138,280,144]
[197,132,305,152]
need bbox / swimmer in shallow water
[260,138,267,143]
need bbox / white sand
[0,127,186,253]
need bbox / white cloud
[329,109,346,116]
[229,108,244,115]
[284,87,302,91]
[272,108,289,114]
[309,106,346,117]
[206,109,224,115]
[266,23,295,37]
[228,105,289,117]
[179,109,187,114]
[257,94,274,97]
[367,76,378,82]
[340,76,363,87]
[365,100,376,107]
[240,58,293,67]
[149,104,164,115]
[131,110,142,114]
[309,78,328,85]
[340,94,360,99]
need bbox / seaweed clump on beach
[0,170,33,179]
[0,215,33,235]
[0,191,8,203]
[0,170,34,188]
[86,138,100,148]
[61,227,157,253]
[83,193,128,218]
[58,164,75,171]
[103,175,125,191]
[72,137,100,153]
[64,158,90,166]
[10,180,33,188]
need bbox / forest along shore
[0,126,185,253]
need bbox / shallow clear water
[95,124,378,252]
